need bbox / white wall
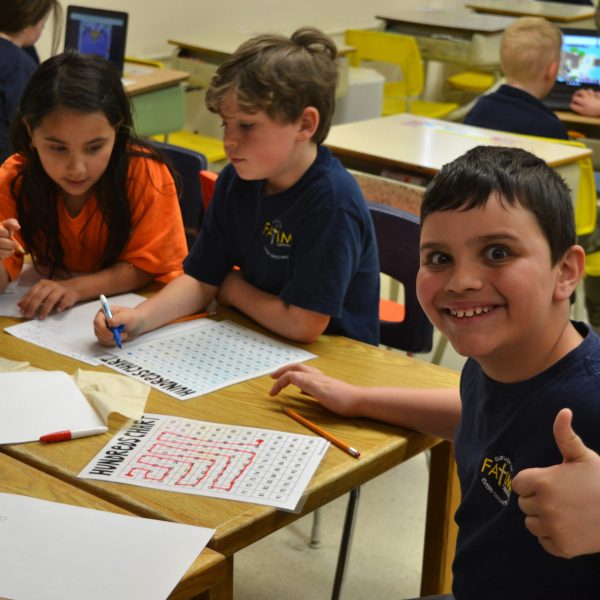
[37,0,464,61]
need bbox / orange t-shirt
[0,152,187,283]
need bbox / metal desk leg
[331,487,361,600]
[310,507,322,548]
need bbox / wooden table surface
[0,452,227,599]
[465,0,596,22]
[0,307,460,596]
[122,65,190,96]
[325,113,591,177]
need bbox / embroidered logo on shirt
[480,454,513,506]
[262,219,292,260]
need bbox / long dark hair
[9,51,166,277]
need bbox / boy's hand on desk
[269,363,363,418]
[513,408,600,558]
[94,305,144,346]
[570,88,600,117]
[17,279,79,319]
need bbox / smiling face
[29,108,116,213]
[219,91,317,195]
[417,194,583,381]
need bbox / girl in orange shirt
[0,51,188,318]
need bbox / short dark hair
[421,145,576,265]
[0,0,63,54]
[205,27,338,145]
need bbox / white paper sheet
[0,371,106,444]
[80,413,330,511]
[0,264,45,317]
[5,293,146,364]
[0,493,215,600]
[95,319,317,399]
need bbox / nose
[222,128,238,150]
[66,152,86,177]
[445,260,483,293]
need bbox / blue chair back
[369,202,433,353]
[150,140,208,249]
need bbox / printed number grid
[101,320,316,399]
[81,415,329,510]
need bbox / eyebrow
[42,135,111,144]
[420,232,521,252]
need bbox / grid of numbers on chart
[101,415,329,509]
[122,320,315,394]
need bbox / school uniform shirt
[0,39,37,164]
[0,152,187,282]
[184,146,381,345]
[453,322,600,600]
[464,84,569,140]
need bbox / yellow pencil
[283,407,360,459]
[169,310,217,325]
[12,236,25,254]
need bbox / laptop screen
[557,29,600,88]
[64,5,128,75]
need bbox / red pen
[39,426,108,443]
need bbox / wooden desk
[0,309,460,597]
[122,64,190,137]
[0,452,227,599]
[466,0,596,22]
[376,9,514,68]
[325,113,590,197]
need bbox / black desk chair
[149,140,208,249]
[370,201,433,354]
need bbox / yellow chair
[447,71,495,94]
[344,29,459,120]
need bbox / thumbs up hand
[512,408,600,558]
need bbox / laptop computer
[63,5,128,75]
[544,28,600,111]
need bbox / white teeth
[450,306,491,318]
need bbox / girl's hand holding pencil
[0,218,25,259]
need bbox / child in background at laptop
[0,52,187,318]
[0,0,62,164]
[94,27,379,346]
[464,17,568,140]
[271,146,600,600]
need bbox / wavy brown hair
[205,27,338,145]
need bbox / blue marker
[99,294,123,349]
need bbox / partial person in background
[569,4,600,336]
[0,0,62,164]
[464,17,568,140]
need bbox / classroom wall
[37,0,465,61]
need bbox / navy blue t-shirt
[184,146,380,345]
[0,39,37,163]
[464,84,569,140]
[453,322,600,599]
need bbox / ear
[297,106,319,141]
[553,244,586,302]
[546,59,559,84]
[24,120,35,146]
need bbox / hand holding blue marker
[99,294,124,348]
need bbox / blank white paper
[0,493,215,600]
[0,371,106,444]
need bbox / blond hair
[500,17,561,83]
